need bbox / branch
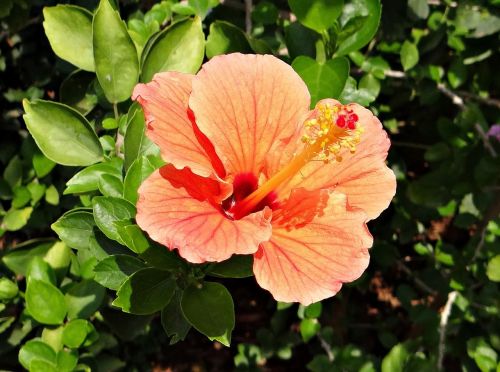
[397,261,438,296]
[244,0,252,33]
[436,83,465,108]
[474,123,498,158]
[437,291,458,370]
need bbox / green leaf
[98,174,123,198]
[140,243,186,271]
[23,99,103,166]
[335,0,381,56]
[64,159,122,195]
[0,277,18,300]
[206,21,251,59]
[123,106,158,171]
[381,343,410,372]
[26,279,67,325]
[304,302,323,319]
[447,59,467,89]
[300,318,320,342]
[467,337,498,372]
[285,22,318,60]
[56,349,78,372]
[44,242,72,280]
[123,157,156,205]
[161,291,191,344]
[339,76,376,106]
[292,56,349,106]
[41,327,63,352]
[27,256,57,285]
[115,222,149,254]
[208,255,253,278]
[45,185,60,205]
[400,41,419,71]
[288,0,343,33]
[181,282,234,346]
[65,280,105,320]
[52,210,95,250]
[141,17,205,82]
[252,1,279,25]
[18,339,57,371]
[2,240,54,276]
[33,148,56,178]
[92,196,136,243]
[93,0,139,103]
[487,255,500,282]
[408,0,429,19]
[2,207,33,231]
[113,268,176,315]
[94,255,147,290]
[62,319,92,348]
[60,70,98,115]
[359,73,381,98]
[3,155,22,188]
[43,5,94,71]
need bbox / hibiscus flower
[132,53,396,305]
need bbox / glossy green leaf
[208,255,253,278]
[92,196,136,243]
[115,222,149,254]
[27,256,57,285]
[139,243,186,271]
[52,210,95,250]
[3,155,22,188]
[56,349,78,372]
[206,21,251,59]
[23,99,103,166]
[300,318,320,342]
[60,70,97,115]
[98,174,123,198]
[487,255,500,282]
[65,280,105,320]
[113,268,176,315]
[26,279,67,325]
[62,319,92,348]
[123,105,158,171]
[18,339,57,371]
[292,56,349,106]
[32,148,56,178]
[1,240,54,276]
[381,343,410,372]
[94,254,147,290]
[335,0,381,56]
[64,159,122,195]
[181,282,234,346]
[285,22,319,59]
[3,207,33,231]
[400,41,419,71]
[141,17,205,82]
[123,157,155,205]
[408,0,429,19]
[43,5,94,71]
[288,0,343,33]
[0,277,18,300]
[93,0,139,103]
[41,327,63,352]
[467,337,498,372]
[161,290,191,344]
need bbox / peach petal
[132,72,224,178]
[279,100,396,220]
[189,53,311,177]
[254,191,372,305]
[136,165,272,263]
